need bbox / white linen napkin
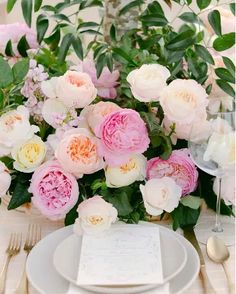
[67,282,170,294]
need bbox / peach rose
[80,101,121,135]
[55,128,104,178]
[160,79,208,124]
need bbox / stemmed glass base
[194,220,235,246]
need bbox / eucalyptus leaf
[17,35,30,57]
[119,0,144,16]
[166,30,195,51]
[213,33,235,51]
[141,14,168,27]
[72,35,83,60]
[21,0,33,27]
[34,0,43,12]
[0,57,13,88]
[215,68,235,83]
[12,58,29,83]
[222,56,235,76]
[5,40,14,57]
[58,33,73,63]
[208,10,222,36]
[181,196,202,210]
[179,12,198,23]
[195,44,214,65]
[197,0,211,10]
[36,14,49,44]
[216,79,235,97]
[96,52,107,78]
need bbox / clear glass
[188,111,235,246]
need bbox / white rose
[11,135,46,173]
[0,161,11,197]
[204,131,235,169]
[105,154,147,188]
[160,79,208,124]
[213,175,235,205]
[74,196,118,235]
[0,106,39,156]
[127,64,170,102]
[41,77,58,99]
[140,177,182,216]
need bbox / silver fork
[0,233,22,294]
[15,224,41,294]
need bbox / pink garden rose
[98,109,150,166]
[80,101,121,135]
[79,58,119,99]
[74,195,118,235]
[29,160,79,220]
[147,149,198,196]
[0,23,38,56]
[55,128,104,178]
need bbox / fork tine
[10,233,17,251]
[7,233,14,251]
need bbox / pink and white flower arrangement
[147,149,198,196]
[74,196,118,235]
[29,160,79,220]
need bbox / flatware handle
[15,258,28,294]
[200,265,216,294]
[222,262,235,294]
[0,255,11,294]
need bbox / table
[0,203,234,294]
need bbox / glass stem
[212,177,223,233]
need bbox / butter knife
[183,225,216,294]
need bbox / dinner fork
[15,224,41,294]
[0,233,22,294]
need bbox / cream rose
[74,196,118,235]
[105,154,147,188]
[0,161,11,197]
[204,131,235,169]
[11,135,46,173]
[55,128,104,178]
[140,177,182,216]
[80,101,121,135]
[160,79,208,124]
[0,106,39,156]
[127,64,170,102]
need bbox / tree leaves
[21,0,33,27]
[17,35,30,57]
[119,0,144,16]
[12,58,29,83]
[222,56,235,76]
[197,0,211,10]
[58,33,73,63]
[208,10,222,36]
[216,79,235,97]
[72,35,83,60]
[213,33,235,51]
[36,14,49,44]
[179,12,198,23]
[7,0,17,13]
[215,68,235,83]
[166,30,196,51]
[140,14,168,27]
[0,57,13,88]
[194,44,214,65]
[34,0,43,12]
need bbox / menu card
[77,224,163,286]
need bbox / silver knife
[183,226,216,294]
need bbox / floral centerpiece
[0,0,235,233]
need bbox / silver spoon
[207,236,235,294]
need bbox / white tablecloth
[0,204,235,294]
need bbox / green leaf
[194,44,214,65]
[141,14,168,27]
[112,47,138,65]
[222,56,235,76]
[21,0,33,27]
[80,29,102,35]
[58,33,73,63]
[213,33,235,51]
[179,12,198,23]
[146,1,164,15]
[79,0,103,10]
[0,57,13,88]
[108,191,133,217]
[230,3,235,16]
[216,79,235,97]
[7,0,17,12]
[44,27,61,51]
[8,175,32,210]
[93,44,107,59]
[65,202,79,226]
[53,14,72,23]
[0,89,4,107]
[110,24,116,42]
[72,35,83,60]
[119,0,144,16]
[17,35,30,57]
[34,0,43,12]
[166,30,196,51]
[36,14,49,44]
[181,196,202,210]
[12,58,29,83]
[78,21,99,29]
[171,204,200,231]
[208,10,222,36]
[5,40,14,57]
[96,52,106,78]
[206,84,212,94]
[106,53,113,72]
[197,0,211,10]
[215,68,235,83]
[41,5,56,12]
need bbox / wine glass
[188,111,235,246]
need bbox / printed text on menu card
[77,225,163,285]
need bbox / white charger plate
[53,223,187,294]
[26,224,200,294]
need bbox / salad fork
[0,233,22,294]
[15,224,41,294]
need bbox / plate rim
[53,224,188,292]
[26,224,200,294]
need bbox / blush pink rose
[79,58,119,99]
[98,109,150,166]
[29,160,79,220]
[80,101,121,135]
[147,149,198,196]
[0,23,38,56]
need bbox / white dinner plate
[26,224,200,294]
[53,223,187,294]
